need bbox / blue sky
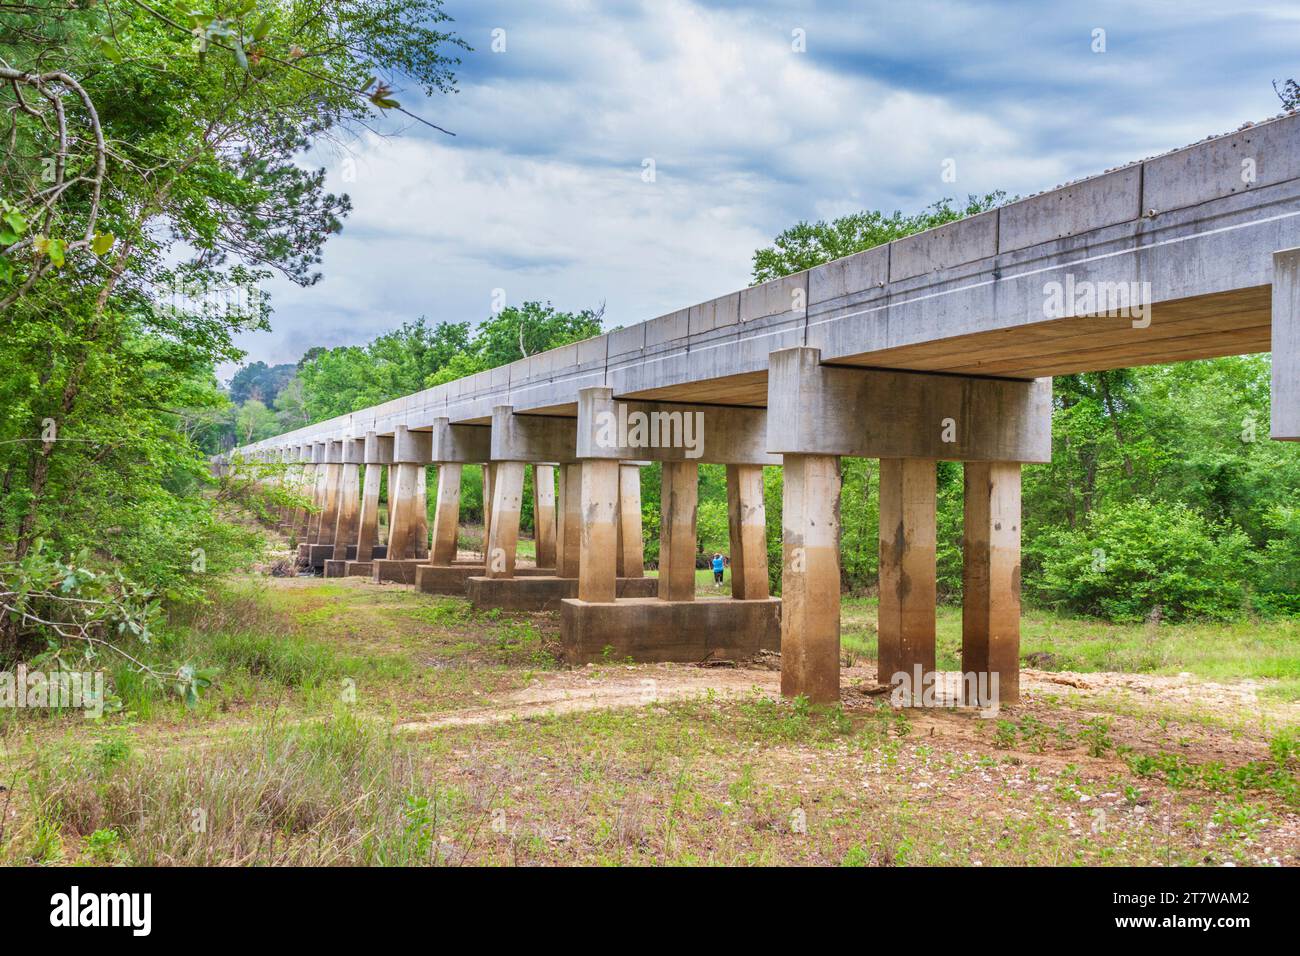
[222,0,1300,378]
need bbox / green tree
[751,193,1006,283]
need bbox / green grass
[841,596,1300,698]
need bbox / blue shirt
[711,556,724,572]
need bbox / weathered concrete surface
[331,458,362,561]
[726,463,769,600]
[616,464,644,578]
[486,460,525,578]
[767,347,1052,463]
[962,461,1022,704]
[555,463,581,577]
[355,461,383,562]
[534,464,557,569]
[1273,247,1300,439]
[320,544,388,576]
[372,558,427,585]
[430,462,462,565]
[658,461,697,602]
[307,543,334,571]
[559,596,781,664]
[578,458,620,601]
[779,454,841,704]
[386,463,428,561]
[468,574,658,612]
[577,387,778,465]
[491,406,577,461]
[417,562,555,596]
[878,458,938,692]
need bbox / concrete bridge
[220,111,1300,706]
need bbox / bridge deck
[238,112,1300,449]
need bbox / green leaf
[91,232,116,256]
[252,14,271,41]
[233,40,249,72]
[3,209,27,234]
[96,36,123,63]
[45,237,66,267]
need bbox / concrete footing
[468,574,658,612]
[559,596,781,664]
[316,545,387,576]
[416,562,555,596]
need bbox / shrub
[1026,498,1250,621]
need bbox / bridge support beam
[292,444,314,540]
[356,432,389,563]
[1273,247,1300,441]
[330,439,363,562]
[578,459,620,602]
[779,454,841,703]
[727,464,768,600]
[372,426,430,583]
[304,442,328,546]
[768,346,1051,705]
[558,387,780,664]
[658,461,698,601]
[616,464,644,578]
[556,463,582,578]
[877,458,937,696]
[486,461,526,578]
[430,463,463,566]
[962,461,1022,705]
[533,464,557,569]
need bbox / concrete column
[430,463,462,565]
[1272,247,1300,440]
[878,458,937,696]
[658,461,698,602]
[963,462,1022,705]
[556,463,582,578]
[533,464,557,569]
[478,463,495,565]
[356,464,382,562]
[306,452,328,542]
[726,464,769,600]
[315,456,342,546]
[385,465,397,543]
[386,463,427,560]
[331,462,361,560]
[294,459,315,537]
[486,461,525,578]
[415,465,429,558]
[780,454,841,704]
[578,459,620,602]
[616,464,644,578]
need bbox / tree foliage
[0,1,464,687]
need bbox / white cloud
[223,0,1300,377]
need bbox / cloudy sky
[223,0,1300,378]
